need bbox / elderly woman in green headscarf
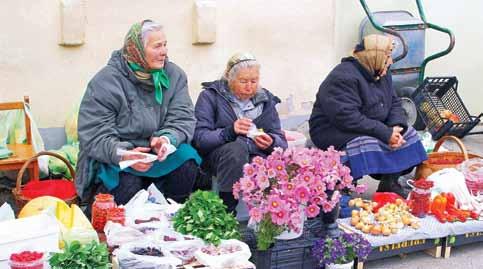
[77,20,201,206]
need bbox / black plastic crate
[412,77,481,140]
[243,219,322,269]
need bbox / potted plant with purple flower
[233,147,366,250]
[312,232,372,269]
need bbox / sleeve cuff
[221,125,237,142]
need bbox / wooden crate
[442,232,483,258]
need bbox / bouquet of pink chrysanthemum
[233,146,366,250]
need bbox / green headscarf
[122,20,170,104]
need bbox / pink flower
[255,174,270,190]
[311,196,322,205]
[282,182,295,193]
[290,211,303,231]
[243,164,257,177]
[240,177,255,192]
[294,186,310,203]
[355,184,368,193]
[305,204,320,218]
[299,171,314,185]
[267,168,277,178]
[252,156,265,166]
[271,209,289,226]
[267,196,285,212]
[232,182,241,200]
[321,200,335,213]
[249,207,263,223]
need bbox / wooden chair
[0,96,39,182]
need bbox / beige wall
[335,0,483,116]
[1,0,481,127]
[0,0,336,127]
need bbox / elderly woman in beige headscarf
[193,52,288,213]
[309,34,427,197]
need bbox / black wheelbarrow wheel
[399,86,426,131]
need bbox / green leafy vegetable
[173,190,240,245]
[49,240,110,269]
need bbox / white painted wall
[0,0,481,127]
[0,0,335,127]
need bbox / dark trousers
[203,140,250,193]
[202,140,252,213]
[95,159,199,206]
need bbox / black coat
[309,57,407,150]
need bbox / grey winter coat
[76,50,195,201]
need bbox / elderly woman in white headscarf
[193,52,288,213]
[309,34,427,197]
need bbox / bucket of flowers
[312,231,372,269]
[233,147,365,250]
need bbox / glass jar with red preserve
[91,193,116,232]
[106,207,125,225]
[407,179,434,218]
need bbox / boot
[219,192,238,216]
[376,174,407,198]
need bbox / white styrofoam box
[0,214,60,261]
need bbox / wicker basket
[12,151,78,209]
[415,136,481,179]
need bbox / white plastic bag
[163,239,204,265]
[194,239,251,269]
[115,240,182,269]
[0,203,15,222]
[104,221,145,248]
[429,168,482,212]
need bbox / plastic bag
[458,158,483,194]
[0,203,15,222]
[62,226,98,245]
[284,130,307,148]
[104,221,145,248]
[152,227,197,245]
[428,168,482,212]
[194,239,251,269]
[48,144,79,179]
[0,104,48,177]
[163,239,204,265]
[65,102,80,145]
[115,240,182,269]
[372,192,403,212]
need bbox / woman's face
[229,67,260,100]
[379,44,394,77]
[144,31,168,70]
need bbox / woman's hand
[389,126,405,149]
[254,133,273,150]
[122,147,153,172]
[234,118,252,135]
[150,136,170,161]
